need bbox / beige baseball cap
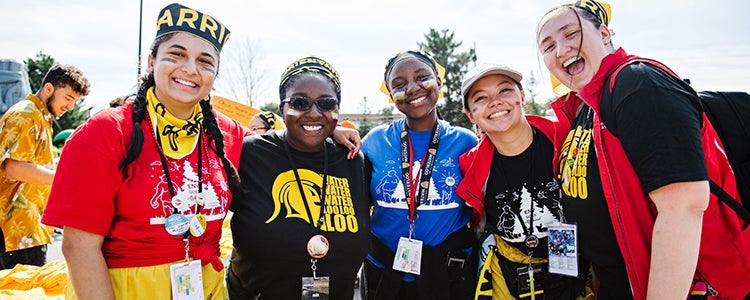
[461,63,523,110]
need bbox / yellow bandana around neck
[145,87,203,159]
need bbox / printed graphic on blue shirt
[372,157,461,211]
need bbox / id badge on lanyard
[170,259,204,300]
[547,222,579,277]
[392,121,441,276]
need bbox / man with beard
[0,64,89,268]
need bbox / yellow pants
[65,261,227,299]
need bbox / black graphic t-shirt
[559,104,632,299]
[485,129,561,259]
[229,132,371,299]
[485,129,589,299]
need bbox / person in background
[249,111,285,134]
[0,64,89,269]
[457,63,589,299]
[109,94,134,108]
[362,50,477,299]
[228,56,371,299]
[537,1,750,299]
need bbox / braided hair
[198,99,242,195]
[120,33,241,195]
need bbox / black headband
[279,56,341,102]
[155,3,230,52]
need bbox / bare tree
[221,38,265,107]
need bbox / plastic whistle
[528,265,535,300]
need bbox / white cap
[461,63,523,110]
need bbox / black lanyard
[154,125,204,216]
[400,121,441,226]
[499,128,539,254]
[282,134,329,235]
[503,129,538,248]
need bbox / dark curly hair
[41,64,90,96]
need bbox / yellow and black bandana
[146,87,203,159]
[155,3,231,52]
[379,50,446,103]
[279,56,342,102]
[570,0,611,26]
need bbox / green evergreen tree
[25,51,92,136]
[417,28,477,129]
[258,101,281,115]
[523,70,553,116]
[378,105,396,125]
[25,52,54,92]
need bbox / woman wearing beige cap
[457,63,589,299]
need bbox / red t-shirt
[42,103,247,269]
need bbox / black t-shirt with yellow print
[228,131,371,299]
[559,104,632,299]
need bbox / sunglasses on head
[282,97,338,112]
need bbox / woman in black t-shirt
[458,63,590,299]
[227,57,371,299]
[536,1,750,299]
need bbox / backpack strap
[710,181,750,223]
[607,57,679,93]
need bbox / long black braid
[199,99,242,196]
[120,73,153,173]
[121,34,172,173]
[120,33,241,197]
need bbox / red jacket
[550,48,750,300]
[456,116,561,226]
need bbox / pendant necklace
[282,135,330,278]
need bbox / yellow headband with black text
[279,56,342,102]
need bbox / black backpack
[604,57,750,222]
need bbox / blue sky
[2,0,748,115]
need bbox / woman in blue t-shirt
[361,50,478,299]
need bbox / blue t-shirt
[362,119,477,277]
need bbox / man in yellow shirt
[0,64,89,269]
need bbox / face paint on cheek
[421,79,437,90]
[286,109,301,117]
[391,91,406,102]
[331,112,339,120]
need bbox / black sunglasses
[282,97,338,112]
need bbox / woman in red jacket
[536,1,750,299]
